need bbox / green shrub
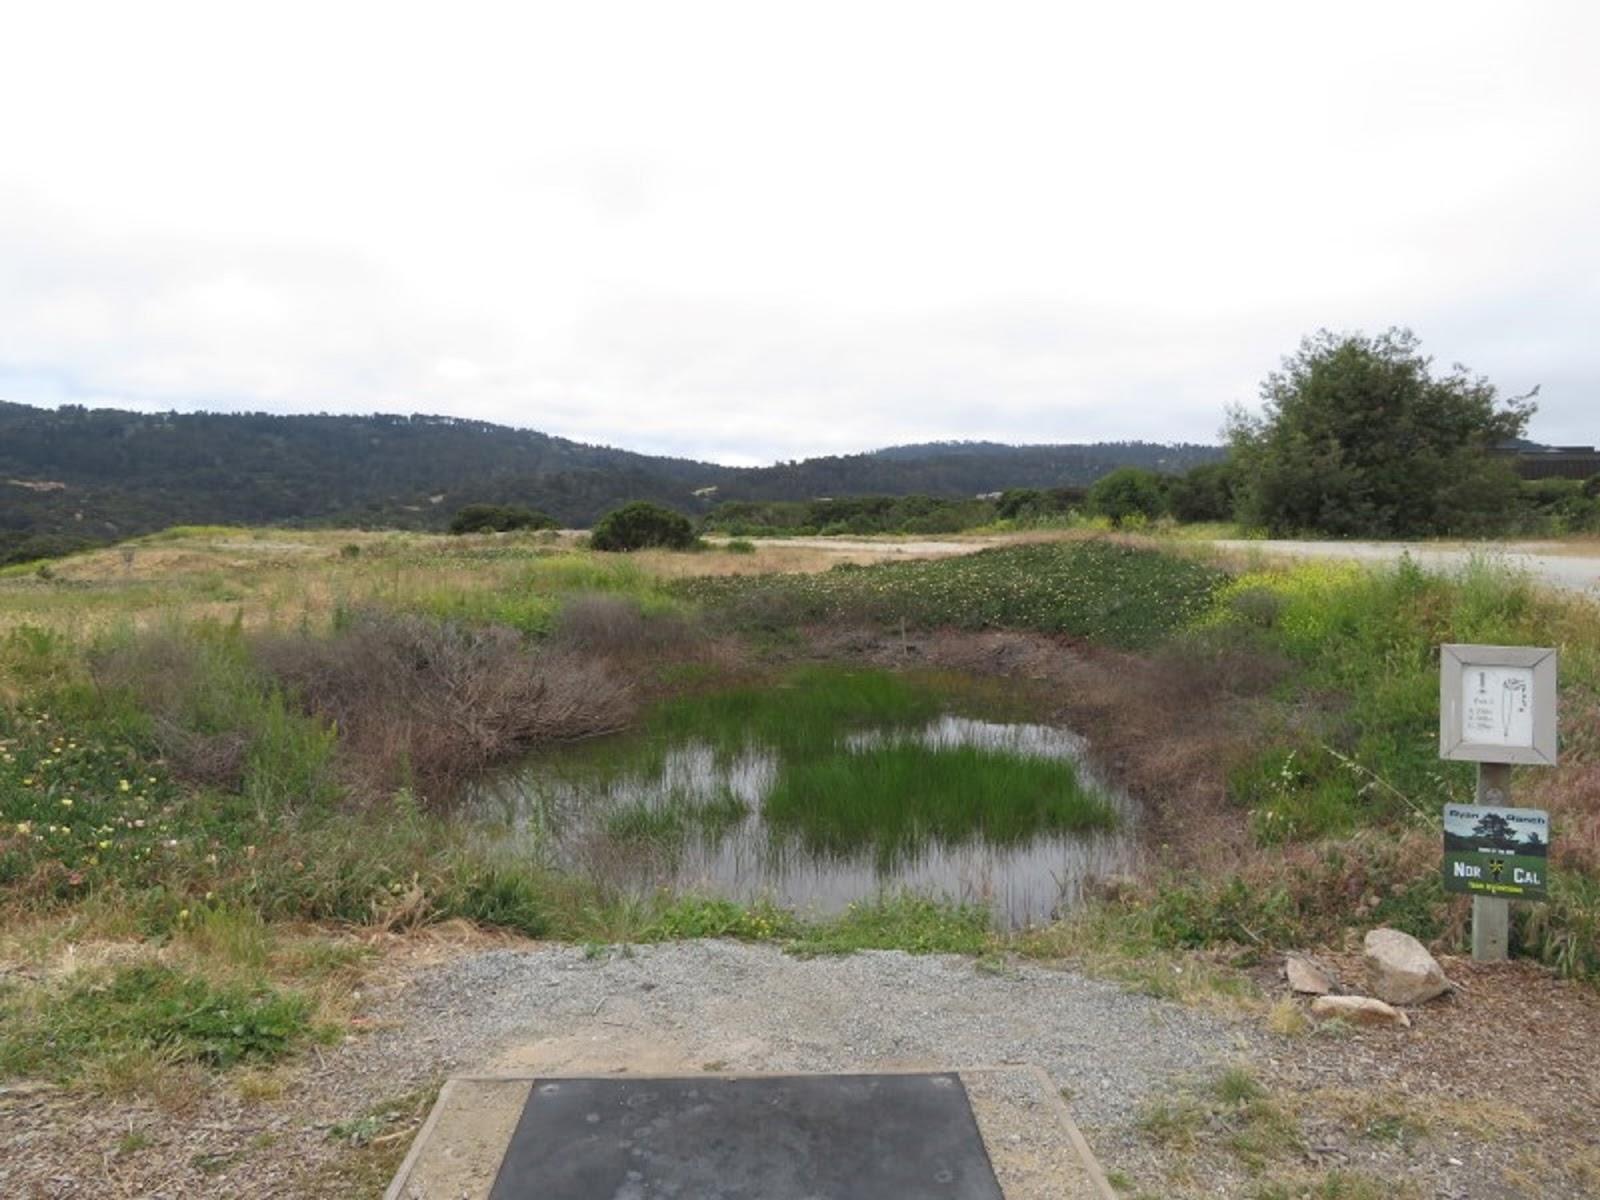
[448,504,558,535]
[590,502,697,552]
[1088,468,1167,526]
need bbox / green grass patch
[0,962,320,1081]
[679,539,1226,648]
[788,894,993,956]
[641,894,798,941]
[1211,555,1588,838]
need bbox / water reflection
[464,717,1138,928]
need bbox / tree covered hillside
[0,400,1221,561]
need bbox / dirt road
[1211,538,1600,597]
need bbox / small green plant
[0,963,318,1081]
[644,895,795,941]
[445,867,553,937]
[789,895,991,956]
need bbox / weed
[789,895,992,956]
[1139,1067,1300,1172]
[644,895,795,941]
[0,962,320,1082]
[444,866,554,937]
[603,792,750,847]
[1267,997,1308,1037]
[1215,1065,1266,1105]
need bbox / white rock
[1310,994,1411,1028]
[1284,954,1336,995]
[1363,928,1450,1005]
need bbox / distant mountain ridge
[0,400,1222,559]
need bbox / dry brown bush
[90,632,252,790]
[256,609,635,803]
[549,594,705,661]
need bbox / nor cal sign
[1442,804,1550,900]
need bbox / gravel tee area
[2,940,1250,1198]
[336,941,1245,1128]
[8,939,1600,1198]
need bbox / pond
[462,668,1139,928]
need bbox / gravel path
[323,941,1249,1132]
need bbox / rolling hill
[0,400,1222,562]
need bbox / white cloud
[1,0,1596,462]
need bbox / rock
[1310,994,1411,1028]
[1284,954,1336,995]
[1363,928,1450,1004]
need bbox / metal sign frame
[1438,644,1558,766]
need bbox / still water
[464,716,1138,928]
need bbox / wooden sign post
[1439,645,1558,962]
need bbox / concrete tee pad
[387,1067,1114,1200]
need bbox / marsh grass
[603,791,750,845]
[765,742,1113,866]
[634,665,948,759]
[531,665,1113,868]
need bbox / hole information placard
[1442,803,1549,899]
[1461,665,1535,747]
[1438,644,1557,765]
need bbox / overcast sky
[2,2,1595,466]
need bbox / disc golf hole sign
[1438,644,1557,961]
[1439,644,1557,765]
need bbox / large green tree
[1087,467,1167,526]
[1226,329,1534,537]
